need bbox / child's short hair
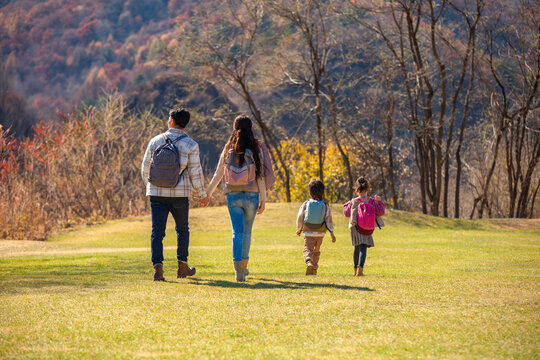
[308,179,325,199]
[355,176,370,193]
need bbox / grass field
[0,203,539,359]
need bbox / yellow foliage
[271,140,355,203]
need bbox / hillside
[0,0,524,136]
[0,0,199,133]
[0,204,538,358]
[0,0,537,230]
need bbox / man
[141,108,208,281]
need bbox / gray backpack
[148,134,187,188]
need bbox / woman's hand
[374,195,381,202]
[257,200,266,215]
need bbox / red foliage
[0,127,19,182]
[76,19,99,42]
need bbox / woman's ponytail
[224,115,262,178]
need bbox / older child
[343,176,385,276]
[296,179,336,275]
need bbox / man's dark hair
[169,108,190,128]
[308,179,325,200]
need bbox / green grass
[0,203,539,359]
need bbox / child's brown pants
[303,236,323,270]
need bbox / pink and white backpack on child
[357,198,385,230]
[344,197,385,235]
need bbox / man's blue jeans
[226,192,259,262]
[150,196,189,267]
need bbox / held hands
[257,200,266,215]
[374,195,381,202]
[198,195,210,208]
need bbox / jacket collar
[166,128,187,135]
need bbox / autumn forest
[0,0,538,239]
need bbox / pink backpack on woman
[224,148,256,191]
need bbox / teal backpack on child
[303,199,327,230]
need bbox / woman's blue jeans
[227,192,259,262]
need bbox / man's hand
[296,230,302,236]
[331,232,337,243]
[198,196,210,208]
[374,195,381,202]
[257,200,266,215]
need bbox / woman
[201,115,272,282]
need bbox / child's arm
[373,195,385,216]
[343,200,353,217]
[296,203,305,236]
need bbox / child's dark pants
[353,244,367,268]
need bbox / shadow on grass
[188,277,375,291]
[0,265,218,294]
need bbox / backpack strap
[323,201,329,231]
[170,134,187,143]
[375,217,382,230]
[161,133,187,144]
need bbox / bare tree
[267,0,358,197]
[267,0,329,182]
[346,0,484,216]
[169,0,293,201]
[483,0,540,218]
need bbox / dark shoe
[177,261,196,278]
[313,269,317,275]
[153,265,165,281]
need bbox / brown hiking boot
[153,264,165,281]
[306,261,314,275]
[234,261,245,282]
[177,261,196,278]
[242,259,249,276]
[357,267,364,276]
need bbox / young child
[343,176,385,276]
[296,179,336,275]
